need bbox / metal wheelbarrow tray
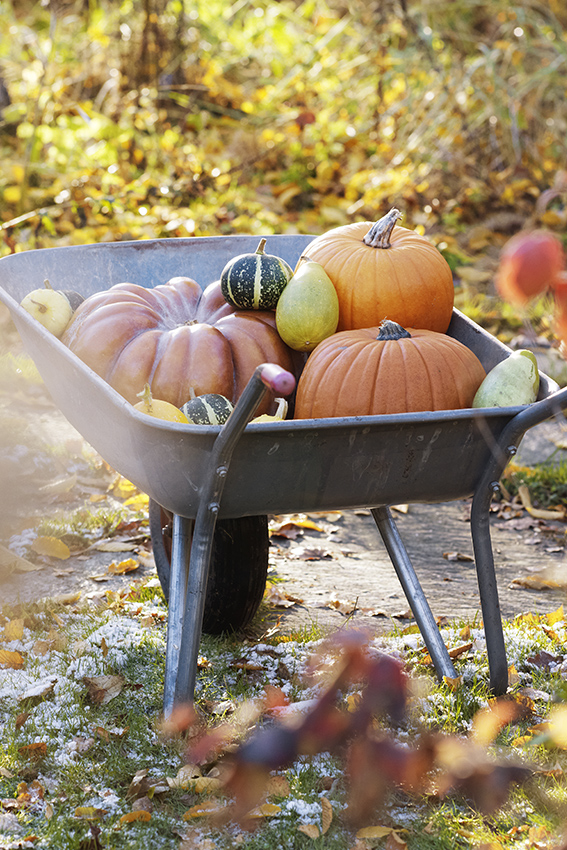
[2,235,567,713]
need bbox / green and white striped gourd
[220,239,293,310]
[181,392,234,425]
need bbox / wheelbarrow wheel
[148,500,269,634]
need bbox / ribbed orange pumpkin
[302,209,455,333]
[294,320,486,419]
[61,277,299,412]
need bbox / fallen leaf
[183,799,227,819]
[0,649,25,669]
[119,810,151,823]
[83,674,124,704]
[298,823,320,838]
[30,536,71,560]
[448,642,473,659]
[443,551,474,562]
[19,678,56,702]
[18,742,47,761]
[246,802,281,818]
[42,590,81,605]
[289,546,335,560]
[357,826,394,840]
[517,484,566,520]
[321,796,333,834]
[107,558,139,575]
[74,806,107,820]
[327,599,357,616]
[3,618,24,641]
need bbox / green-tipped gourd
[472,350,540,408]
[181,391,234,425]
[275,257,339,352]
[220,239,293,310]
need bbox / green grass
[3,585,567,849]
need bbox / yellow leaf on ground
[31,537,71,560]
[357,826,394,840]
[246,803,282,818]
[0,649,25,669]
[74,806,107,819]
[183,799,226,819]
[4,618,24,641]
[108,558,139,575]
[119,810,151,823]
[298,824,320,838]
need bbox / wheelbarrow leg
[163,514,193,717]
[161,363,296,717]
[470,481,508,696]
[371,506,458,682]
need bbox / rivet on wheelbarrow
[507,445,517,455]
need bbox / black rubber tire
[148,500,269,634]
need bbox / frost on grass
[2,587,567,848]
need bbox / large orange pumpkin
[302,209,455,333]
[294,320,486,419]
[61,277,299,412]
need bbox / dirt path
[2,399,566,640]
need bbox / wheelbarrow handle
[258,362,296,397]
[164,363,296,714]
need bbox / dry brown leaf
[290,546,334,560]
[298,823,320,839]
[43,590,81,605]
[83,674,124,704]
[0,649,25,669]
[448,642,473,659]
[265,774,291,798]
[264,585,302,608]
[511,574,565,591]
[443,551,474,562]
[321,796,333,834]
[18,742,47,761]
[327,599,357,615]
[30,536,71,560]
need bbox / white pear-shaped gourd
[472,350,540,408]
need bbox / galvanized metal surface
[0,235,560,520]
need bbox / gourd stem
[363,208,403,249]
[377,319,411,340]
[255,238,267,255]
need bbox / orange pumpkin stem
[377,319,411,340]
[363,208,403,249]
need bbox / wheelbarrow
[1,234,567,716]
